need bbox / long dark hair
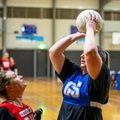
[0,71,10,99]
[97,46,110,68]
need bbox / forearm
[84,27,97,56]
[14,69,18,75]
[49,33,80,56]
[49,32,85,74]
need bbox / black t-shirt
[10,64,17,71]
[56,57,110,120]
[0,107,17,120]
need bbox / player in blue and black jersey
[49,12,110,120]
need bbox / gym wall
[5,0,99,50]
[0,0,119,50]
[0,0,120,76]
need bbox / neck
[11,98,23,107]
[7,92,23,107]
[3,58,7,60]
[82,70,87,76]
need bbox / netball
[76,10,103,33]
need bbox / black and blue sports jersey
[56,57,110,120]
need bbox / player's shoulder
[0,107,17,120]
[0,107,11,116]
[0,106,9,112]
[13,64,17,68]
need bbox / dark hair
[97,46,110,68]
[0,71,10,99]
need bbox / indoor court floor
[22,77,120,120]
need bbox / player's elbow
[49,48,56,60]
[84,47,97,57]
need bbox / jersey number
[24,114,34,120]
[64,81,82,98]
[3,62,9,68]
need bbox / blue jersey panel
[62,69,90,106]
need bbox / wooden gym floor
[22,77,120,120]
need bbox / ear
[5,86,12,92]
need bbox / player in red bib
[0,52,11,71]
[0,71,42,120]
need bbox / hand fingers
[89,12,92,20]
[84,16,88,22]
[76,32,86,38]
[96,15,98,22]
[85,12,98,22]
[80,32,86,37]
[92,12,95,21]
[88,12,98,23]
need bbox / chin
[81,65,87,71]
[81,64,85,68]
[22,84,27,91]
[25,83,27,87]
[23,83,27,88]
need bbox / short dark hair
[0,71,10,99]
[97,46,110,68]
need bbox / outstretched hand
[84,12,98,34]
[72,32,86,40]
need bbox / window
[27,8,40,18]
[13,7,26,18]
[105,12,111,20]
[58,9,72,19]
[7,7,12,17]
[114,12,120,20]
[73,9,83,19]
[43,8,53,18]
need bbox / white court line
[109,97,120,102]
[23,94,59,113]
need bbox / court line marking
[23,94,59,113]
[109,97,120,102]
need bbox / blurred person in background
[10,57,18,75]
[0,55,18,103]
[0,52,10,72]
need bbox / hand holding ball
[76,10,103,33]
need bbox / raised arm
[49,32,85,74]
[14,68,18,75]
[84,12,102,80]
